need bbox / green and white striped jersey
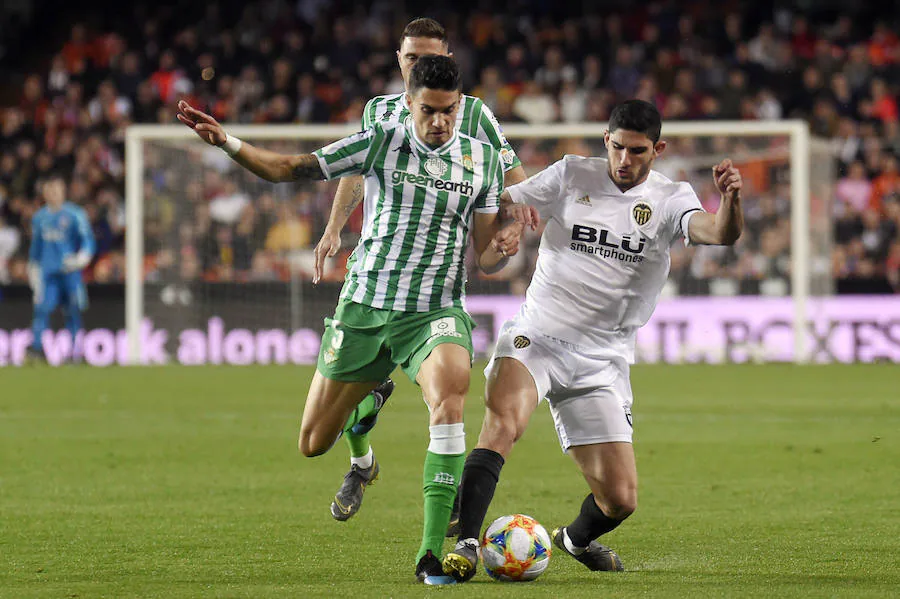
[362,93,521,173]
[314,119,504,312]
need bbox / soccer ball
[481,514,552,581]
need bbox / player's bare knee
[297,433,315,456]
[601,487,637,519]
[482,410,522,450]
[422,368,469,422]
[297,428,331,457]
[607,499,636,520]
[425,369,469,400]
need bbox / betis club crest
[462,154,474,172]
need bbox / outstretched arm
[176,100,324,183]
[688,159,744,246]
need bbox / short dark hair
[42,171,67,185]
[401,18,447,47]
[408,55,461,95]
[609,99,662,143]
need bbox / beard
[608,161,652,191]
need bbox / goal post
[124,119,821,365]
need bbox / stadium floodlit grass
[2,364,898,598]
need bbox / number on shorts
[329,321,344,349]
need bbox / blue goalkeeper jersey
[30,202,95,275]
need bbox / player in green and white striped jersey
[315,109,504,312]
[313,19,525,288]
[311,19,528,541]
[176,55,529,584]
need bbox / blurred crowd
[1,1,899,294]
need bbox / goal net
[125,121,832,365]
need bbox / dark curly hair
[408,55,461,95]
[609,99,662,143]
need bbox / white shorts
[484,320,634,451]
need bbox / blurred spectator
[46,55,70,99]
[209,180,250,226]
[150,50,186,104]
[265,202,312,253]
[867,22,900,68]
[756,89,783,120]
[296,74,330,123]
[748,23,779,71]
[88,80,132,125]
[843,44,872,92]
[872,154,900,213]
[608,46,640,99]
[233,205,256,274]
[472,66,516,114]
[869,78,898,125]
[558,80,587,122]
[836,161,874,215]
[512,81,557,124]
[534,46,577,92]
[0,213,20,284]
[115,53,144,101]
[61,24,90,73]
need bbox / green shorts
[316,299,475,384]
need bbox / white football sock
[351,447,374,469]
[563,528,587,555]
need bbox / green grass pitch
[2,364,899,598]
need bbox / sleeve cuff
[506,184,524,204]
[313,152,333,181]
[680,208,703,246]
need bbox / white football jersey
[507,155,704,362]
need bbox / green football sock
[341,393,377,434]
[416,450,465,562]
[345,431,370,458]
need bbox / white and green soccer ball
[481,514,552,581]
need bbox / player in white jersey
[177,56,528,585]
[442,99,744,581]
[310,18,528,534]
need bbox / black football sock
[457,448,505,541]
[566,494,625,547]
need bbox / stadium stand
[0,1,898,293]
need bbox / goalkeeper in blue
[27,173,95,363]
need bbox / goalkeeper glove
[28,262,43,304]
[62,250,92,273]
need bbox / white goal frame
[125,120,812,364]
